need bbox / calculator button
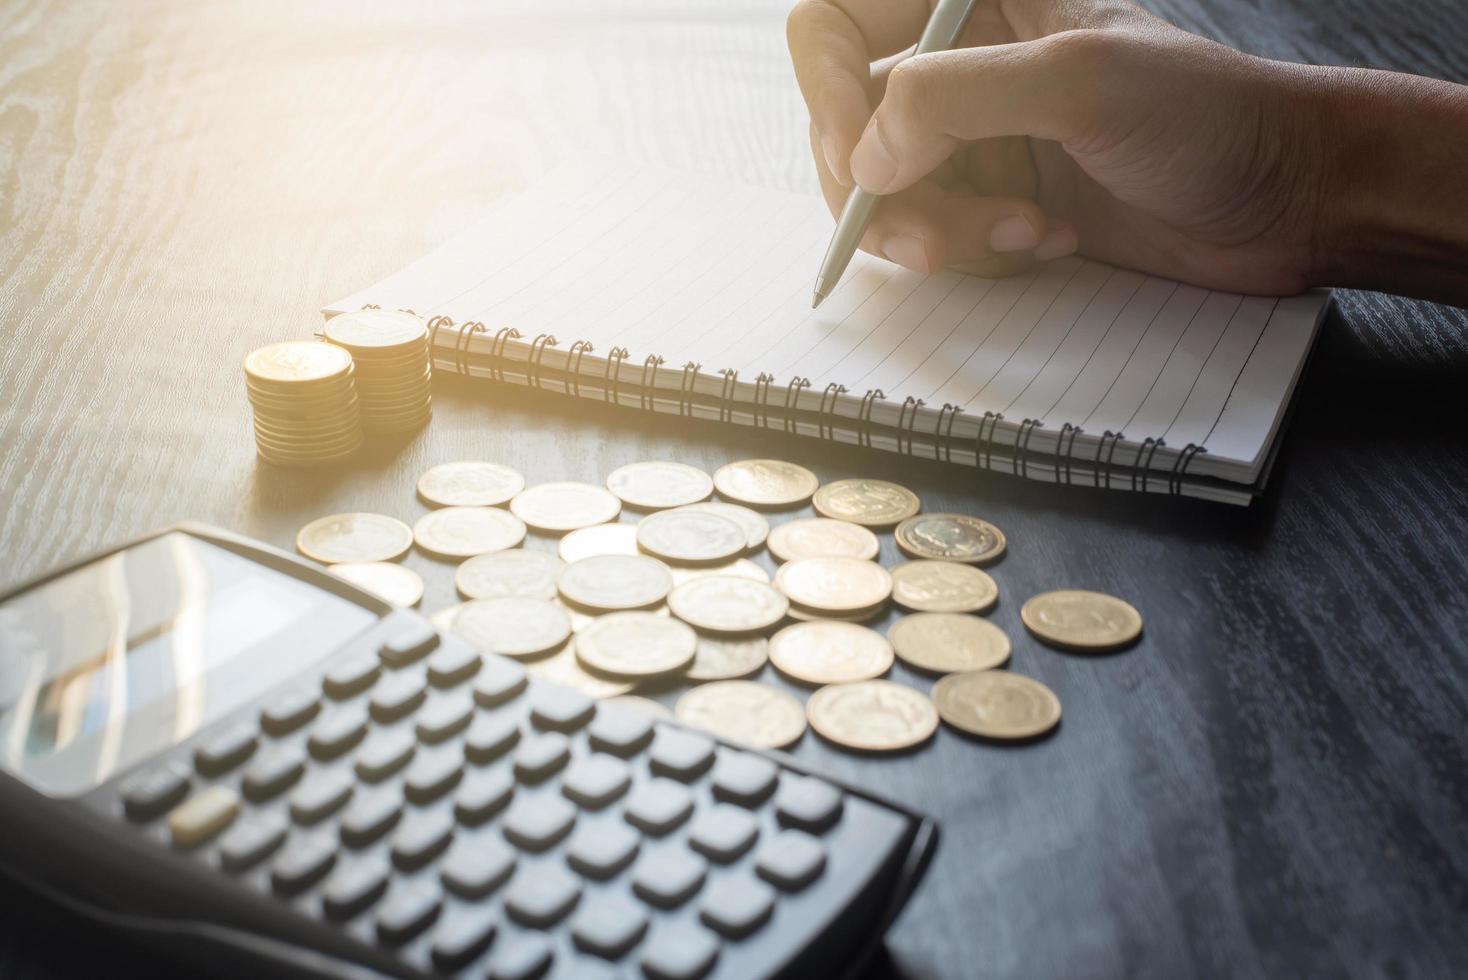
[473,657,528,707]
[321,857,390,920]
[623,779,694,835]
[565,822,640,879]
[426,637,481,688]
[288,769,354,825]
[430,908,498,971]
[571,894,649,959]
[639,921,720,980]
[416,690,475,743]
[529,687,594,731]
[648,729,715,781]
[121,760,190,822]
[687,805,759,863]
[260,686,321,736]
[376,880,442,945]
[380,623,438,667]
[242,744,306,802]
[755,829,826,891]
[504,864,581,928]
[403,748,464,804]
[391,809,455,870]
[168,785,240,850]
[710,752,778,806]
[486,933,554,980]
[354,728,416,782]
[271,832,338,895]
[561,754,632,809]
[339,788,403,848]
[454,768,515,825]
[501,794,576,851]
[698,875,775,938]
[194,722,258,777]
[308,704,369,760]
[440,837,517,898]
[631,849,706,908]
[774,775,843,832]
[322,651,381,700]
[464,713,521,763]
[218,811,289,872]
[369,671,427,723]
[514,732,570,782]
[587,705,654,757]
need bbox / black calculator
[0,524,936,979]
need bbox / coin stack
[243,341,363,467]
[323,309,432,434]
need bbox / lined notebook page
[328,165,1327,480]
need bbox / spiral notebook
[326,164,1331,505]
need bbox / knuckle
[883,60,932,117]
[1041,28,1119,74]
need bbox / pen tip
[810,291,824,310]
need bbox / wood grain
[2,1,1466,978]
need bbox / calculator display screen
[0,532,377,796]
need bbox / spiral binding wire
[639,355,665,411]
[566,340,593,397]
[936,404,962,462]
[818,383,847,440]
[897,397,925,456]
[1095,430,1125,489]
[526,334,559,390]
[976,412,1004,469]
[488,327,521,383]
[783,378,811,434]
[455,321,486,376]
[754,374,775,429]
[718,369,739,423]
[1014,419,1043,478]
[603,347,629,404]
[857,390,885,448]
[426,314,453,355]
[1057,423,1083,485]
[1169,443,1206,495]
[1133,437,1164,492]
[679,363,702,417]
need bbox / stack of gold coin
[323,309,432,433]
[244,341,363,467]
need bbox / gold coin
[889,561,998,614]
[558,523,641,563]
[675,681,806,749]
[636,510,746,565]
[768,621,893,685]
[455,549,563,600]
[670,501,769,551]
[894,513,1006,564]
[328,561,424,607]
[413,507,527,559]
[667,577,789,634]
[510,482,622,533]
[889,613,1011,673]
[686,635,769,681]
[603,695,673,718]
[1021,590,1142,652]
[449,597,572,658]
[429,604,466,632]
[774,557,892,613]
[784,603,886,624]
[669,559,770,587]
[575,612,697,678]
[526,642,634,700]
[811,479,920,528]
[932,670,1061,740]
[557,554,672,611]
[766,518,879,563]
[244,341,352,386]
[323,309,427,352]
[806,680,938,753]
[296,513,412,564]
[712,459,819,508]
[417,462,526,507]
[606,461,714,510]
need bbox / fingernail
[850,128,898,192]
[989,214,1041,252]
[881,234,931,274]
[1033,226,1079,261]
[820,132,847,184]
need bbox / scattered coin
[932,671,1061,740]
[667,577,789,633]
[889,560,998,614]
[510,481,622,533]
[416,462,526,507]
[806,680,938,752]
[606,461,714,510]
[768,621,893,685]
[766,517,880,563]
[553,598,671,633]
[1021,590,1143,652]
[671,501,769,551]
[575,613,697,678]
[557,523,641,563]
[603,695,673,718]
[526,642,634,700]
[455,549,563,600]
[812,478,921,527]
[448,597,572,658]
[686,635,769,681]
[784,603,886,624]
[296,513,413,564]
[675,681,807,749]
[712,459,820,508]
[328,561,425,607]
[557,554,673,611]
[669,559,770,586]
[895,513,1006,564]
[413,506,527,559]
[889,613,1011,673]
[636,509,746,565]
[774,557,892,612]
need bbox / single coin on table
[416,461,526,507]
[557,522,641,563]
[766,517,879,563]
[603,694,673,719]
[686,635,769,681]
[245,340,353,386]
[526,642,634,700]
[806,680,939,753]
[413,506,527,559]
[1021,590,1143,652]
[675,681,807,749]
[296,513,413,564]
[636,509,746,565]
[712,459,820,508]
[558,554,673,611]
[605,461,714,510]
[509,481,622,533]
[889,613,1011,673]
[768,621,893,685]
[811,478,921,528]
[670,501,770,551]
[328,561,424,607]
[455,549,563,600]
[666,576,789,634]
[575,612,697,678]
[774,557,892,613]
[670,558,770,587]
[932,670,1061,740]
[448,597,572,659]
[889,560,998,614]
[895,513,1006,565]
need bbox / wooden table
[2,1,1465,977]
